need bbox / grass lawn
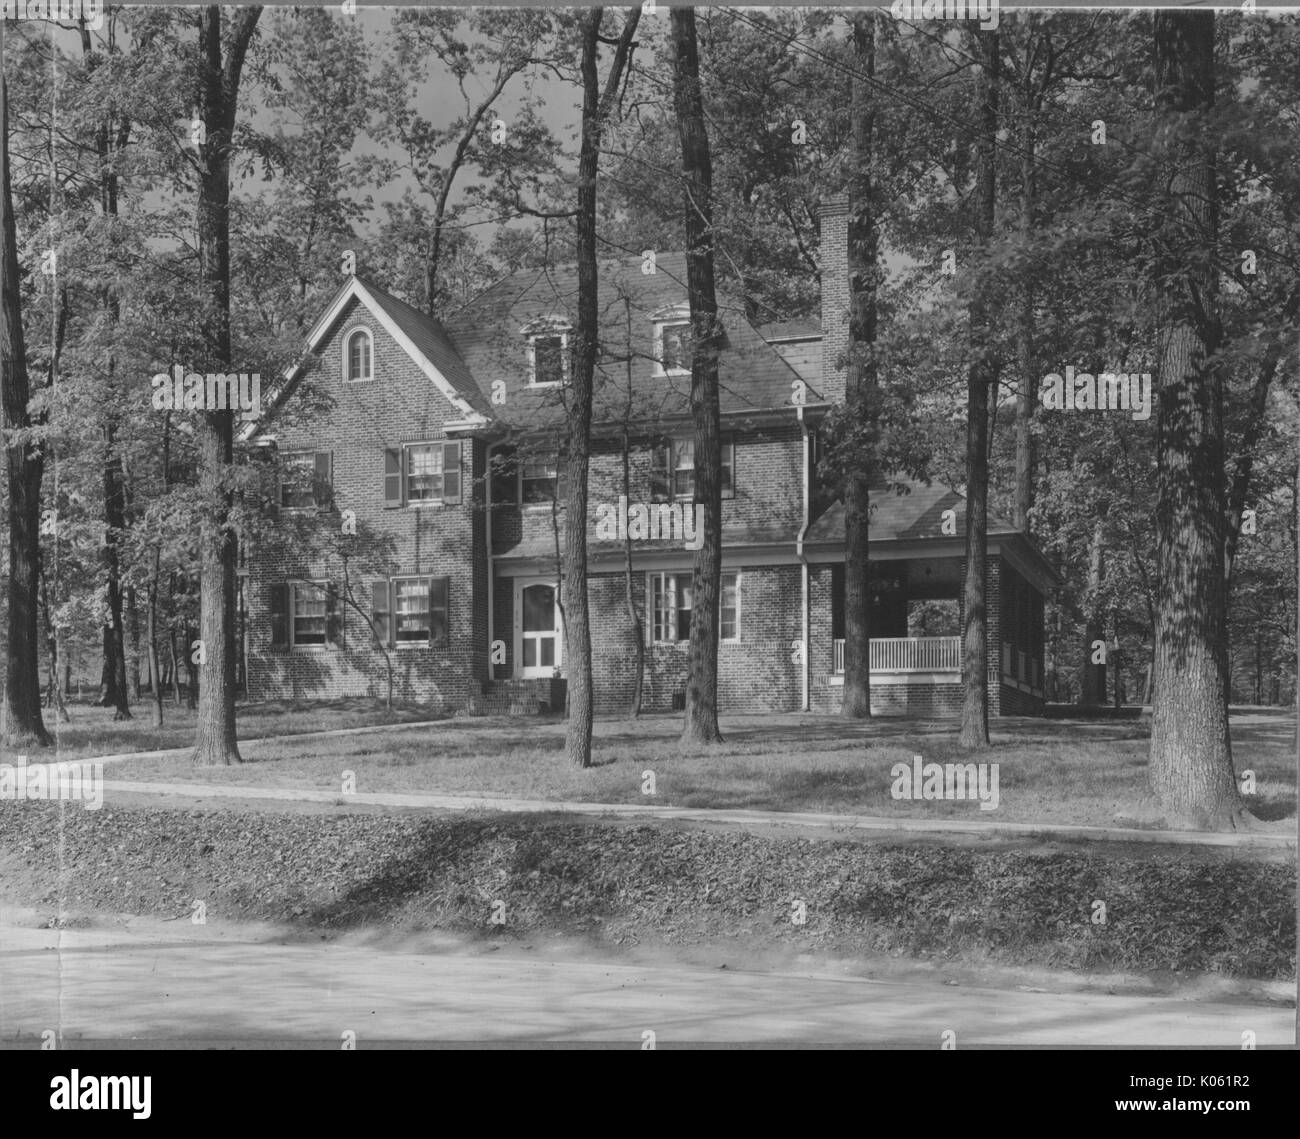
[99,705,1297,830]
[20,697,445,762]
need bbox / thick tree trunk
[959,27,999,750]
[1148,9,1243,828]
[672,7,723,745]
[842,13,877,720]
[0,75,51,748]
[101,417,131,720]
[40,565,70,722]
[563,10,602,770]
[1013,106,1036,532]
[622,427,644,719]
[191,6,260,765]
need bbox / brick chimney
[817,194,849,405]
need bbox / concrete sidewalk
[84,777,1297,850]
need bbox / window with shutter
[649,436,734,502]
[290,583,329,647]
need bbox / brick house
[241,204,1058,716]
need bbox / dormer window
[650,304,693,376]
[522,316,571,387]
[345,328,373,382]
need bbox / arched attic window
[344,327,374,382]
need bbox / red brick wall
[818,196,850,406]
[246,295,488,708]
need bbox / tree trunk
[40,564,70,723]
[1080,520,1106,704]
[672,7,723,745]
[147,574,163,729]
[0,75,51,748]
[190,6,260,765]
[959,27,999,750]
[128,584,141,702]
[562,9,638,768]
[1148,9,1243,828]
[842,12,877,720]
[101,416,131,720]
[1013,97,1036,533]
[623,426,644,719]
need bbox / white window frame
[404,442,446,505]
[279,450,320,511]
[343,326,374,383]
[519,453,564,509]
[651,304,694,377]
[392,576,434,647]
[290,581,330,650]
[647,570,740,644]
[522,316,571,387]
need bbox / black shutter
[269,583,288,649]
[384,448,403,508]
[372,580,392,647]
[325,587,342,648]
[721,436,735,499]
[428,576,449,645]
[314,451,334,510]
[441,442,461,504]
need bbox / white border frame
[342,325,375,383]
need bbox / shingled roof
[359,279,493,418]
[440,252,825,428]
[806,476,1021,544]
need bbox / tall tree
[191,6,261,766]
[1147,9,1242,827]
[0,72,51,748]
[672,6,724,745]
[958,23,999,750]
[565,6,640,770]
[841,12,878,720]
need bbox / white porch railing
[832,635,962,674]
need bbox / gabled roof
[360,279,491,418]
[242,276,489,440]
[440,252,827,429]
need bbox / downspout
[795,405,811,712]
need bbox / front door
[515,578,562,677]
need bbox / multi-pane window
[395,578,430,642]
[405,444,444,502]
[383,442,462,507]
[292,583,328,646]
[522,454,564,504]
[346,329,372,381]
[279,451,332,510]
[649,572,739,643]
[651,436,734,501]
[371,576,450,648]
